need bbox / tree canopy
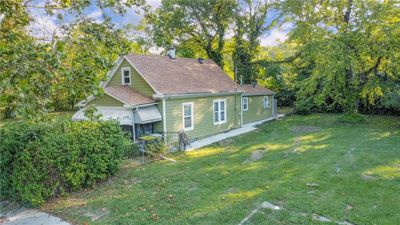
[279,0,400,114]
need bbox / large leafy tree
[0,0,144,118]
[145,0,237,67]
[232,0,272,84]
[0,0,59,118]
[280,0,400,114]
[51,19,137,111]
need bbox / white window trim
[213,99,227,125]
[263,96,269,109]
[182,102,194,131]
[243,97,248,111]
[121,67,131,85]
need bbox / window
[263,96,269,108]
[182,102,193,131]
[243,97,248,111]
[121,67,131,85]
[135,123,153,140]
[213,99,226,125]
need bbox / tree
[232,0,272,84]
[145,0,237,67]
[51,19,136,111]
[0,0,59,118]
[280,0,400,114]
[0,0,144,118]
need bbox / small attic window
[121,67,131,85]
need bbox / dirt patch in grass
[361,173,378,181]
[187,182,198,192]
[225,187,239,194]
[243,147,267,164]
[123,177,142,186]
[83,208,109,221]
[291,126,321,133]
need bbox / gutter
[132,107,137,142]
[153,91,244,100]
[123,102,159,109]
[242,93,275,97]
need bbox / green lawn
[44,114,400,225]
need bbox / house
[72,51,276,147]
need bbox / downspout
[162,98,167,145]
[132,107,137,142]
[240,93,243,127]
[271,95,275,119]
[234,88,237,128]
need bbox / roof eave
[243,92,275,96]
[153,90,244,99]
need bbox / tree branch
[253,51,302,65]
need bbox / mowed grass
[43,114,400,225]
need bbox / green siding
[88,94,124,107]
[107,59,155,97]
[164,94,241,145]
[243,95,273,124]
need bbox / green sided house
[72,52,276,147]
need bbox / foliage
[232,0,272,84]
[338,112,366,123]
[0,1,59,119]
[256,44,299,106]
[0,120,131,206]
[279,0,400,114]
[144,0,237,67]
[140,135,167,157]
[0,0,145,119]
[83,104,103,121]
[294,98,312,115]
[50,19,137,111]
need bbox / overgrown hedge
[0,120,131,206]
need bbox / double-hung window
[121,67,131,85]
[263,96,269,108]
[243,97,248,111]
[213,99,226,125]
[182,102,194,131]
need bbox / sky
[28,0,291,48]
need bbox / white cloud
[28,10,62,41]
[147,0,161,8]
[260,28,288,46]
[88,9,103,22]
[260,22,294,47]
[121,0,161,26]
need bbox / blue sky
[28,0,291,48]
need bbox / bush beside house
[0,120,131,206]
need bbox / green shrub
[338,113,366,123]
[0,120,131,206]
[295,100,312,115]
[140,135,167,157]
